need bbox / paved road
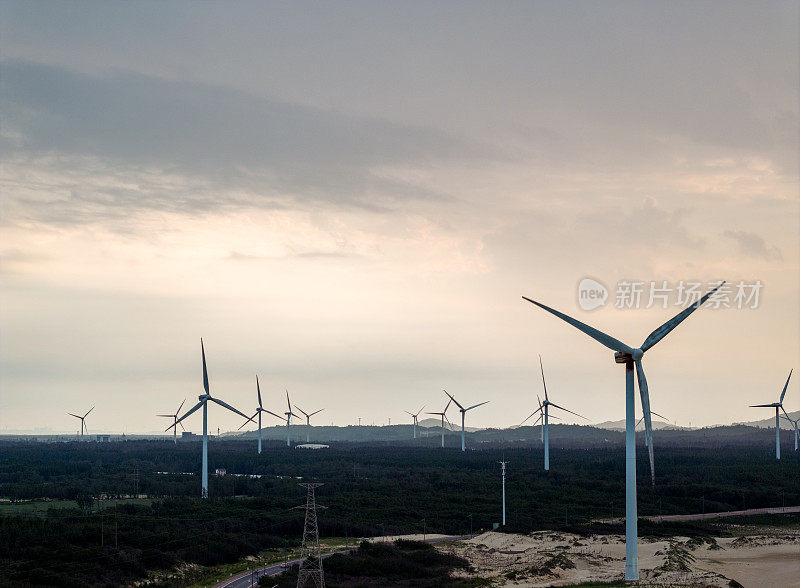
[213,534,472,588]
[599,505,800,524]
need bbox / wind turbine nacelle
[614,351,633,364]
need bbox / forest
[1,431,799,586]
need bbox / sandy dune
[438,530,800,587]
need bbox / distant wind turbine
[780,413,798,451]
[519,356,587,471]
[282,391,300,447]
[523,281,723,581]
[240,376,283,453]
[636,410,668,447]
[426,398,452,448]
[157,399,186,444]
[168,339,254,498]
[750,369,793,460]
[68,407,94,441]
[443,390,489,452]
[404,405,426,439]
[294,404,324,443]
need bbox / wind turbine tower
[240,376,283,453]
[520,356,587,471]
[426,398,452,448]
[405,405,425,439]
[444,390,489,452]
[750,370,793,460]
[68,407,94,441]
[157,399,185,443]
[295,405,325,443]
[499,460,507,526]
[168,339,253,498]
[523,281,722,581]
[283,391,299,447]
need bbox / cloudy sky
[1,1,797,434]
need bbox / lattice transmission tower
[296,483,326,588]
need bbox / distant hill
[733,410,799,429]
[593,419,692,432]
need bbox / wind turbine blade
[640,282,724,352]
[295,405,310,418]
[238,412,258,430]
[549,403,588,420]
[263,409,284,420]
[156,414,174,417]
[286,390,292,412]
[179,421,185,431]
[256,376,262,409]
[651,411,668,421]
[209,397,253,421]
[781,405,791,420]
[520,407,543,426]
[779,369,793,404]
[309,409,324,417]
[415,405,426,417]
[636,416,644,427]
[465,401,489,411]
[750,403,779,407]
[177,398,186,414]
[443,390,464,410]
[83,406,95,418]
[443,398,452,412]
[444,413,454,429]
[68,413,81,419]
[201,338,210,395]
[537,396,542,410]
[522,297,633,354]
[635,358,655,486]
[171,401,204,430]
[539,355,549,402]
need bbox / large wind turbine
[750,369,793,460]
[520,356,587,471]
[405,405,426,439]
[240,376,283,453]
[780,413,798,451]
[426,398,452,448]
[444,391,489,452]
[157,399,186,444]
[68,407,94,440]
[523,282,722,581]
[282,391,299,447]
[169,339,253,498]
[294,404,324,443]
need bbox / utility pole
[499,460,507,526]
[295,483,325,588]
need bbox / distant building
[180,432,197,441]
[96,434,111,442]
[215,468,226,476]
[295,443,329,450]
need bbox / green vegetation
[0,438,798,586]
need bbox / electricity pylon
[296,483,326,588]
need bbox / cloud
[722,229,782,260]
[0,60,489,217]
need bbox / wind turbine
[157,399,186,444]
[168,339,254,498]
[519,356,587,471]
[404,405,426,439]
[426,398,452,448]
[240,376,283,453]
[294,405,325,443]
[780,413,798,451]
[68,407,94,440]
[443,390,489,452]
[282,391,300,447]
[523,281,722,581]
[750,369,793,460]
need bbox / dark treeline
[1,439,799,586]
